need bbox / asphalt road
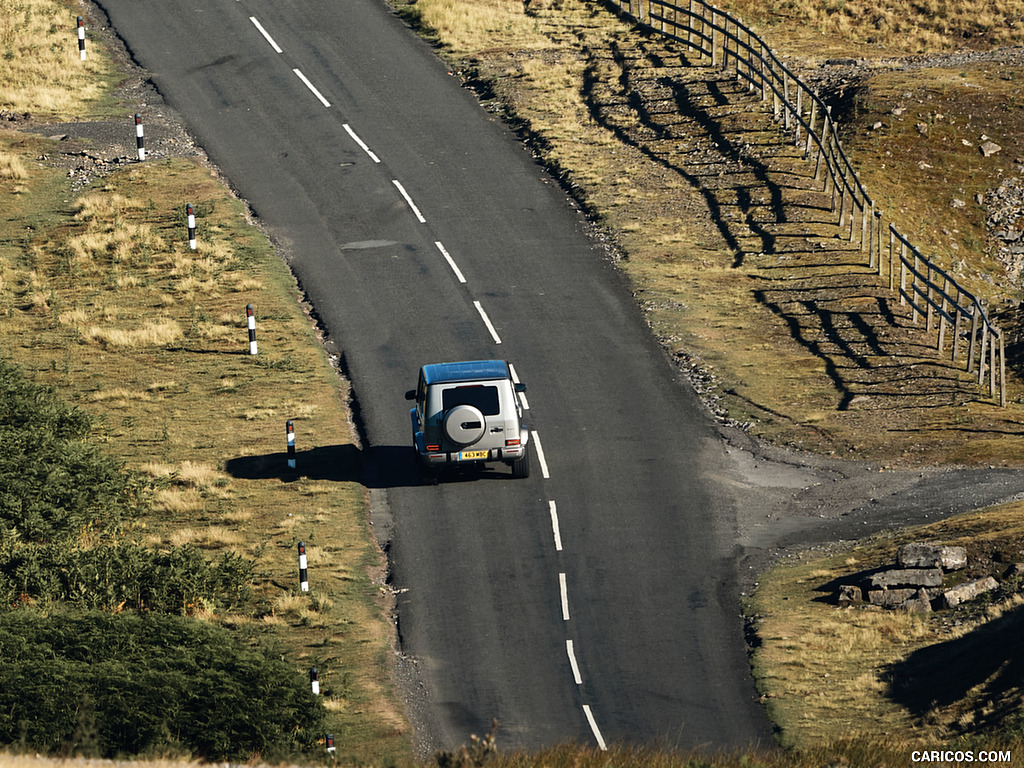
[93,0,777,753]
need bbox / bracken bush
[0,610,326,760]
[0,358,147,544]
[0,542,253,613]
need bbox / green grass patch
[0,609,324,760]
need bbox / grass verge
[0,1,411,763]
[749,499,1024,750]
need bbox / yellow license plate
[459,450,489,460]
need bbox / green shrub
[0,610,326,760]
[0,359,147,543]
[0,542,253,613]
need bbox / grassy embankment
[0,0,409,762]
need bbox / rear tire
[510,449,530,479]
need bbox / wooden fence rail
[606,0,1006,404]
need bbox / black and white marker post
[246,304,257,355]
[76,17,86,61]
[309,667,320,695]
[186,203,197,250]
[298,541,309,592]
[286,419,296,469]
[134,114,146,161]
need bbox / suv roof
[421,360,510,385]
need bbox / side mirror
[514,382,527,393]
[405,390,416,401]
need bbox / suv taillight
[505,438,521,447]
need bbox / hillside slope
[394,0,1024,467]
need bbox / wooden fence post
[711,7,719,67]
[952,288,963,363]
[968,311,979,374]
[990,326,998,399]
[794,86,802,145]
[806,98,818,161]
[1000,333,1007,407]
[937,276,949,353]
[978,318,988,385]
[759,44,768,103]
[721,16,730,69]
[782,73,791,132]
[888,228,896,291]
[899,243,908,309]
[688,0,695,50]
[925,263,934,333]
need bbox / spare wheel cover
[444,405,486,446]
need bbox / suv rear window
[442,385,500,416]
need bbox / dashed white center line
[293,69,331,107]
[582,705,608,751]
[249,16,283,53]
[532,431,550,478]
[559,572,570,621]
[549,500,562,551]
[343,124,381,163]
[508,363,529,410]
[473,301,502,345]
[566,640,583,685]
[435,241,466,283]
[392,179,426,223]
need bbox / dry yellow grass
[165,525,246,549]
[724,0,1024,53]
[0,151,27,179]
[750,500,1024,749]
[0,0,117,117]
[85,318,184,349]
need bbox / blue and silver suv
[405,360,530,480]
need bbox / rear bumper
[411,418,528,466]
[415,445,525,466]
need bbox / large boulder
[943,577,998,608]
[867,588,918,607]
[898,543,967,571]
[869,568,943,589]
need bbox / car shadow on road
[224,443,514,488]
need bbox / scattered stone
[980,141,1002,157]
[951,198,966,209]
[1009,563,1024,578]
[899,542,967,570]
[838,584,862,603]
[869,568,943,589]
[943,577,998,608]
[916,122,929,136]
[868,588,917,607]
[902,589,934,613]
